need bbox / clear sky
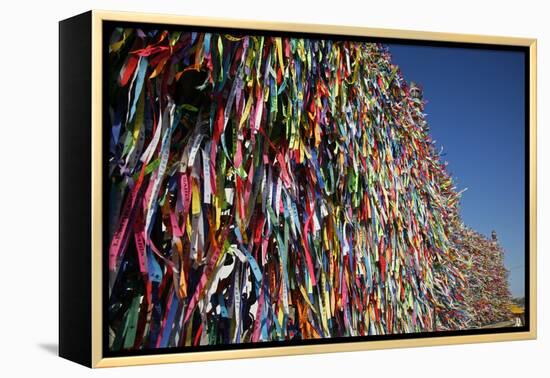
[386,43,526,298]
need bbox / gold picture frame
[59,9,537,368]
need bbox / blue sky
[386,43,526,298]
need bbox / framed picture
[59,10,537,368]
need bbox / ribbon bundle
[451,227,513,327]
[106,27,511,351]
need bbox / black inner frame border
[102,19,531,359]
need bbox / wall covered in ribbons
[104,23,526,354]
